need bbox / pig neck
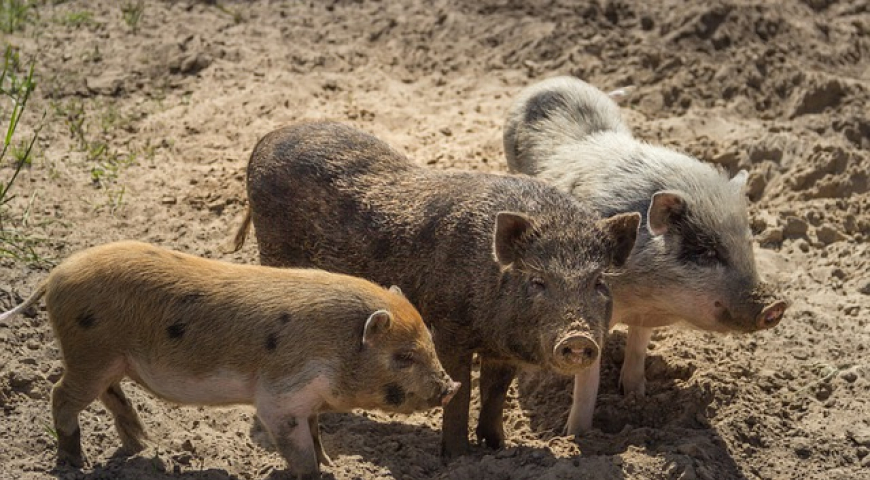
[608,234,693,329]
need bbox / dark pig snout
[756,300,787,330]
[553,334,600,372]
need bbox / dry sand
[1,1,868,479]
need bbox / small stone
[848,427,870,447]
[862,455,870,468]
[795,239,810,252]
[858,280,870,295]
[439,127,452,137]
[783,216,808,237]
[816,224,847,245]
[758,227,783,244]
[840,370,858,383]
[161,196,177,205]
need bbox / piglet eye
[528,277,546,295]
[393,351,415,369]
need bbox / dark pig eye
[528,277,546,295]
[392,351,415,369]
[594,276,610,297]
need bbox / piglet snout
[441,381,461,406]
[756,301,787,330]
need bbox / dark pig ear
[647,190,686,236]
[599,212,640,268]
[493,212,534,267]
[363,310,393,346]
[388,285,405,298]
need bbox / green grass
[56,10,95,28]
[121,0,144,33]
[0,45,51,265]
[0,0,32,34]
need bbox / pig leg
[619,326,652,396]
[475,357,517,449]
[258,411,319,479]
[308,415,332,466]
[438,346,473,458]
[51,372,107,467]
[99,382,148,455]
[565,355,601,435]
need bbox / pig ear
[493,211,534,267]
[362,310,393,346]
[598,212,641,268]
[388,285,405,298]
[647,190,686,236]
[607,86,634,104]
[730,170,749,189]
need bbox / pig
[0,241,458,479]
[503,76,789,435]
[231,121,641,457]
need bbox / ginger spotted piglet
[0,241,458,479]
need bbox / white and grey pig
[0,241,458,479]
[503,76,788,435]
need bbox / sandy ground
[1,0,869,479]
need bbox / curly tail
[225,206,252,253]
[0,280,47,322]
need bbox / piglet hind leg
[51,369,115,468]
[565,355,601,436]
[475,357,517,450]
[99,382,148,455]
[308,415,332,467]
[619,326,653,396]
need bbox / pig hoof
[316,452,332,467]
[618,374,646,397]
[475,426,505,450]
[56,451,87,469]
[441,440,471,459]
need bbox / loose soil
[1,1,868,479]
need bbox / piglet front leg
[257,392,321,480]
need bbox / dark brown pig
[503,76,789,435]
[232,121,640,456]
[0,241,458,479]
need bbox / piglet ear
[363,310,393,346]
[647,190,686,236]
[598,212,640,268]
[493,211,534,267]
[388,285,405,298]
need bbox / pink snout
[756,301,787,330]
[441,381,461,406]
[553,334,600,373]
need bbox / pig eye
[528,277,546,295]
[594,276,610,297]
[392,351,416,369]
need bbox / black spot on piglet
[265,332,278,351]
[167,322,186,339]
[77,312,96,329]
[385,383,406,406]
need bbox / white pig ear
[730,170,749,188]
[647,190,686,236]
[607,86,634,104]
[388,285,405,298]
[362,310,393,346]
[597,212,641,268]
[493,211,535,267]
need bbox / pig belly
[126,356,257,405]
